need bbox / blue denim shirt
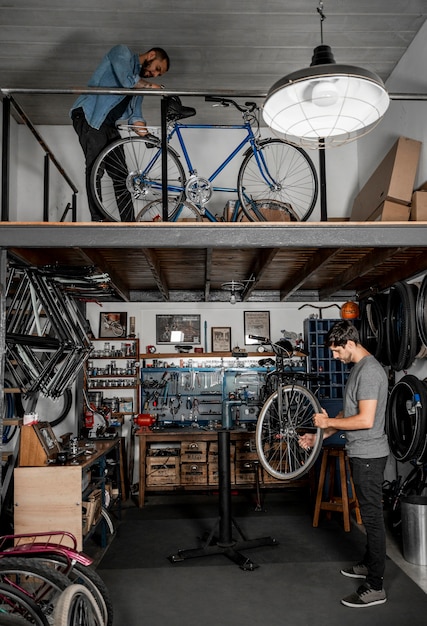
[70,45,145,129]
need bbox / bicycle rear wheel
[238,139,318,221]
[53,584,104,626]
[136,199,202,222]
[0,583,49,625]
[256,384,322,480]
[90,137,186,222]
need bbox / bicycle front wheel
[256,384,322,480]
[238,139,318,221]
[90,137,186,222]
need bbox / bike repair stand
[168,429,278,570]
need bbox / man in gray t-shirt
[300,320,389,608]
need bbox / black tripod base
[168,534,278,571]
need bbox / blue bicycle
[90,96,318,223]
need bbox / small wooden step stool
[313,446,362,532]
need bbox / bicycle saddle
[165,96,196,121]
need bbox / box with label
[350,136,422,221]
[235,438,258,461]
[235,459,260,484]
[208,462,236,485]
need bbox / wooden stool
[313,446,362,532]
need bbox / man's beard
[139,59,150,78]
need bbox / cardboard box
[350,136,422,221]
[368,200,411,222]
[410,190,427,221]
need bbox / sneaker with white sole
[341,583,387,608]
[340,563,368,579]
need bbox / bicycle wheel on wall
[256,384,323,480]
[237,139,318,222]
[90,137,186,222]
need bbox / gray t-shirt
[343,355,390,459]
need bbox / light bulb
[311,80,339,107]
[230,293,236,305]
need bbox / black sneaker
[340,563,368,579]
[341,583,387,608]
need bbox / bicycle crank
[185,175,212,205]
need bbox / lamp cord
[317,1,325,44]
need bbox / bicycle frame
[136,120,271,222]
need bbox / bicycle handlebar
[205,96,257,114]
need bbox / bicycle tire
[416,274,427,348]
[237,139,318,222]
[0,556,70,618]
[359,294,388,365]
[256,384,323,480]
[386,375,427,462]
[0,582,49,626]
[386,281,419,371]
[136,198,202,222]
[20,388,72,428]
[53,584,104,626]
[24,555,112,626]
[90,137,186,222]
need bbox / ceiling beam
[279,248,339,301]
[141,248,170,301]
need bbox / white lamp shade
[263,64,390,147]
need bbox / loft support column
[1,98,10,221]
[319,143,327,221]
[0,248,7,496]
[161,97,168,221]
[43,154,49,221]
[218,429,233,546]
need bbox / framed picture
[211,327,231,352]
[244,311,270,345]
[99,312,127,338]
[156,314,201,344]
[34,421,61,460]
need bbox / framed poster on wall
[156,314,201,344]
[244,311,270,345]
[211,327,231,352]
[99,312,127,338]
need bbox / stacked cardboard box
[410,182,427,221]
[350,136,422,222]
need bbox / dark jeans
[71,108,135,221]
[350,456,388,590]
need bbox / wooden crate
[235,459,260,484]
[180,441,207,463]
[208,463,235,485]
[146,457,180,486]
[208,442,235,462]
[180,463,207,485]
[235,438,258,461]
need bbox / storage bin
[401,495,427,565]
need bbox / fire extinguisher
[85,408,94,429]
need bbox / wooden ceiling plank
[242,248,279,301]
[359,251,427,296]
[280,248,339,301]
[319,247,407,299]
[205,248,213,301]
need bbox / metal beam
[1,222,427,248]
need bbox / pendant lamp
[262,3,390,148]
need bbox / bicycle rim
[386,375,427,462]
[136,199,202,222]
[90,137,186,222]
[53,584,104,626]
[0,583,49,625]
[256,384,322,480]
[238,139,318,222]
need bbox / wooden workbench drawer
[146,457,180,486]
[180,441,207,463]
[208,442,235,462]
[180,462,207,485]
[235,438,258,461]
[208,462,235,485]
[235,459,260,484]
